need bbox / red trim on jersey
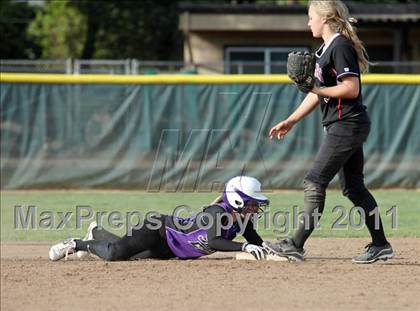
[337,97,342,120]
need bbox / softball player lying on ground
[49,176,272,261]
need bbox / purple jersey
[164,203,241,259]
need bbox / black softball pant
[293,123,388,248]
[75,216,174,261]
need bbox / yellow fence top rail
[1,73,419,84]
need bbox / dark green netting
[1,83,419,189]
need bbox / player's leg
[92,225,121,243]
[85,224,174,260]
[266,132,360,260]
[76,222,121,259]
[74,219,164,261]
[50,221,124,261]
[292,132,358,248]
[49,216,169,261]
[339,147,393,263]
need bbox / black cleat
[263,238,305,262]
[352,243,394,264]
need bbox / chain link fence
[1,59,420,74]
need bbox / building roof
[179,2,420,23]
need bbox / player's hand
[269,119,295,139]
[262,241,279,255]
[242,242,267,260]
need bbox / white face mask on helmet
[222,176,269,212]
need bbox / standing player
[49,176,270,261]
[267,0,393,263]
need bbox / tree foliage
[0,0,40,58]
[72,0,182,60]
[1,0,417,60]
[27,0,87,59]
[21,0,183,60]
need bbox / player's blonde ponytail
[309,0,370,73]
[209,194,223,205]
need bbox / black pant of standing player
[292,122,388,248]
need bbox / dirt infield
[1,238,419,311]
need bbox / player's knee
[104,243,123,261]
[303,179,326,200]
[342,185,368,202]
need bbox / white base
[235,252,289,261]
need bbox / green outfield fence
[1,73,419,190]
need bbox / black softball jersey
[314,34,370,128]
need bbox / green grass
[1,190,419,241]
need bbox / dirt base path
[1,238,419,311]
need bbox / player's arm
[286,92,320,124]
[269,92,319,139]
[242,219,263,246]
[204,206,243,251]
[204,206,267,260]
[311,75,359,99]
